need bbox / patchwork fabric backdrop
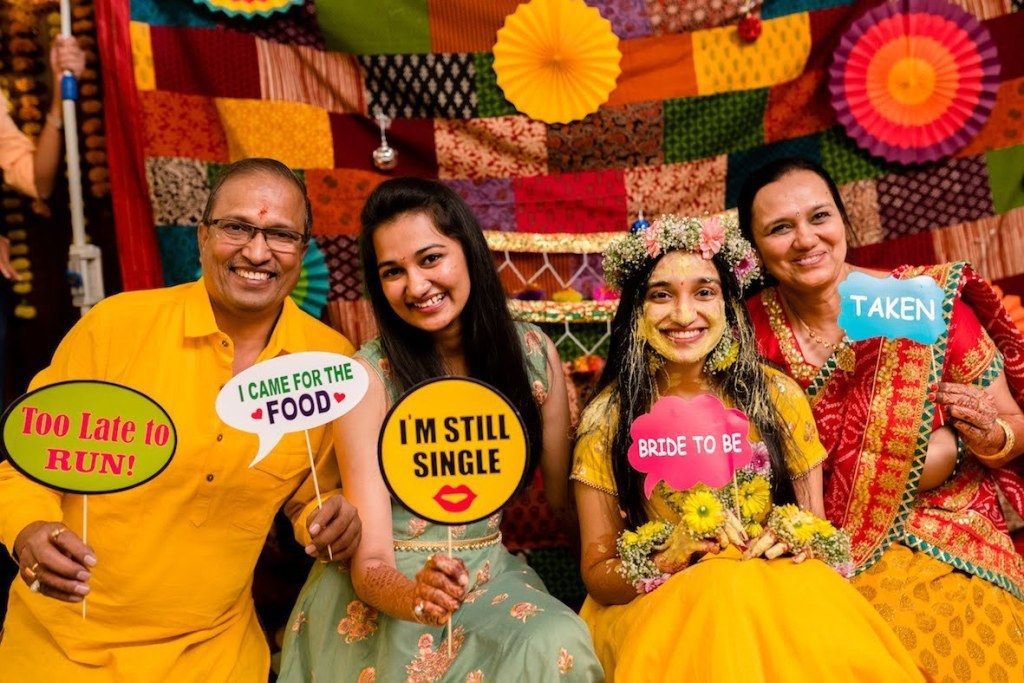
[103,0,1024,604]
[117,0,1024,339]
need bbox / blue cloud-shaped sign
[838,272,946,344]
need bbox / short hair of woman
[359,177,542,472]
[736,157,851,249]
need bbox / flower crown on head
[602,211,761,291]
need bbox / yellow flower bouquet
[615,520,674,592]
[617,446,854,590]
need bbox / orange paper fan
[492,0,622,124]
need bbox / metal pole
[60,0,103,315]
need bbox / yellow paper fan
[492,0,622,124]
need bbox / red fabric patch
[306,168,388,237]
[985,12,1024,82]
[150,26,261,99]
[328,113,438,178]
[513,169,627,233]
[808,2,887,72]
[139,91,229,162]
[848,231,937,271]
[994,273,1024,299]
[764,68,836,143]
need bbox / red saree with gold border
[748,262,1024,600]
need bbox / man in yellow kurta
[0,159,361,680]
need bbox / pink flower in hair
[698,215,726,259]
[734,252,757,281]
[643,226,661,258]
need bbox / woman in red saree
[739,158,1024,681]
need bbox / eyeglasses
[205,218,308,253]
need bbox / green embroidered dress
[279,323,602,682]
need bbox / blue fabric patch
[761,0,854,20]
[156,225,201,287]
[131,0,219,28]
[724,132,823,208]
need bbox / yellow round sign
[378,377,529,525]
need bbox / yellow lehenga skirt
[580,546,923,682]
[852,544,1024,683]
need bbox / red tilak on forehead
[257,205,268,220]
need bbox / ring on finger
[49,526,65,542]
[413,601,426,624]
[29,579,41,593]
[24,561,39,580]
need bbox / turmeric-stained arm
[793,464,825,517]
[575,481,637,607]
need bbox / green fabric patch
[314,0,430,54]
[522,547,587,612]
[156,225,200,287]
[207,163,305,188]
[663,89,768,163]
[820,127,899,185]
[474,52,517,118]
[986,144,1024,214]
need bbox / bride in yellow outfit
[572,213,924,682]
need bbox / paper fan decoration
[192,0,302,19]
[195,241,329,317]
[492,0,621,124]
[829,0,1000,164]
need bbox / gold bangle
[973,418,1016,465]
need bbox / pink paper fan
[829,0,1000,164]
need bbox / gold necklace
[784,298,856,373]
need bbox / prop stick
[81,494,87,618]
[376,378,530,663]
[303,429,331,561]
[0,381,178,623]
[447,526,453,657]
[59,0,103,315]
[216,352,369,563]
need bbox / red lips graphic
[433,485,477,513]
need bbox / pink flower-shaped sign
[627,394,754,497]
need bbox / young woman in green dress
[279,178,601,682]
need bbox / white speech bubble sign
[215,352,369,466]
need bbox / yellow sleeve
[765,367,827,479]
[571,428,618,496]
[0,299,116,551]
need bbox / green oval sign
[0,381,177,494]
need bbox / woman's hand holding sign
[14,521,96,602]
[412,553,469,626]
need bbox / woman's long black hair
[590,251,798,529]
[359,177,542,475]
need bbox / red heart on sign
[333,392,345,402]
[251,408,263,420]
